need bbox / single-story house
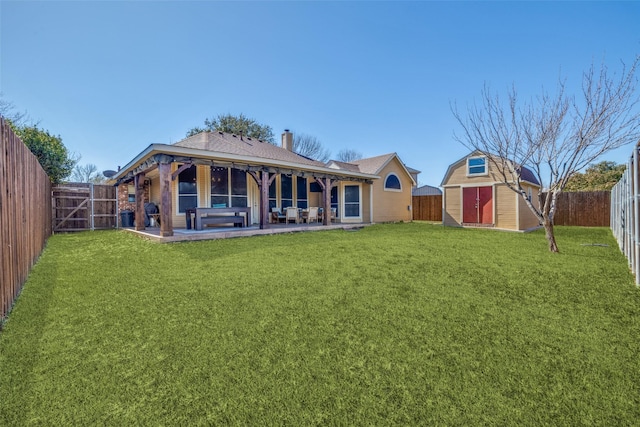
[111,130,416,236]
[440,150,541,231]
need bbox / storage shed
[441,151,541,232]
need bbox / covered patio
[111,131,378,239]
[124,221,369,243]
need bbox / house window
[281,174,293,209]
[296,176,308,209]
[210,167,248,208]
[210,167,228,207]
[269,176,277,210]
[384,173,402,191]
[468,157,487,175]
[127,185,135,203]
[230,168,248,207]
[344,185,361,218]
[331,186,339,217]
[178,165,197,213]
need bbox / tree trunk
[543,218,559,253]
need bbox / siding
[443,186,462,226]
[442,158,502,187]
[494,184,516,229]
[519,185,541,230]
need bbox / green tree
[69,163,107,184]
[14,125,76,183]
[564,161,626,191]
[2,95,77,183]
[293,132,331,162]
[187,113,275,143]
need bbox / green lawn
[1,223,639,425]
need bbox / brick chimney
[281,129,293,151]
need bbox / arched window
[384,173,402,191]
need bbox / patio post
[134,172,146,231]
[316,177,333,226]
[158,162,173,237]
[260,170,270,229]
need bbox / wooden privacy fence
[551,191,610,227]
[413,192,609,226]
[611,145,640,285]
[52,183,117,232]
[412,195,443,221]
[1,117,52,324]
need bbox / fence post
[90,183,95,231]
[631,147,640,285]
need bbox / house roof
[323,153,417,186]
[351,153,396,175]
[174,131,325,168]
[412,184,442,196]
[326,160,361,172]
[440,150,540,187]
[405,165,421,174]
[111,131,381,184]
[353,153,417,186]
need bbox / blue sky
[1,1,639,186]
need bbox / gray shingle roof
[351,153,396,175]
[412,185,442,196]
[174,131,325,168]
[326,160,361,172]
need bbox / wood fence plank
[413,192,610,226]
[412,195,443,221]
[0,118,52,324]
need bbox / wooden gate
[52,183,117,232]
[412,195,443,221]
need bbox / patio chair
[271,207,286,223]
[285,207,299,224]
[306,207,319,223]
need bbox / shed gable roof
[440,150,540,187]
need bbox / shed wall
[518,184,541,230]
[494,184,516,230]
[443,186,462,226]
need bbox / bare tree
[292,132,331,162]
[336,149,363,163]
[0,93,31,127]
[70,163,106,184]
[452,57,640,252]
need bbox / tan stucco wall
[370,157,413,223]
[361,183,372,223]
